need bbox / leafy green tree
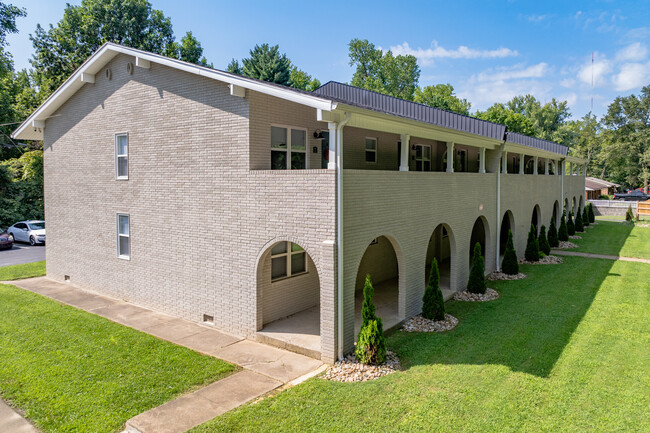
[507,94,572,144]
[476,103,538,136]
[349,38,420,101]
[524,224,540,262]
[626,205,634,221]
[567,211,575,235]
[467,243,486,294]
[548,216,559,248]
[289,68,321,92]
[0,150,43,227]
[414,83,471,115]
[422,258,445,321]
[239,43,292,85]
[166,31,211,67]
[226,58,242,75]
[538,225,550,255]
[501,230,519,275]
[567,113,603,177]
[355,274,386,364]
[558,212,569,242]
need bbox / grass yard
[0,284,236,433]
[572,220,650,259]
[0,260,46,280]
[193,259,649,432]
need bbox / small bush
[559,212,569,242]
[567,211,576,236]
[575,209,584,232]
[501,230,519,275]
[583,206,589,226]
[626,205,634,221]
[525,224,540,262]
[588,203,595,223]
[548,216,559,248]
[538,225,551,255]
[355,275,386,365]
[422,258,445,321]
[467,243,486,294]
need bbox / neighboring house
[12,43,586,363]
[585,177,620,200]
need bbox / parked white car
[7,220,46,245]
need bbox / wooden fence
[638,200,650,216]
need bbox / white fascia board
[12,43,336,140]
[503,142,566,160]
[564,155,587,164]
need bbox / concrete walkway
[4,277,324,433]
[0,399,40,433]
[552,249,650,264]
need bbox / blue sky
[7,0,650,119]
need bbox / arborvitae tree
[538,225,551,255]
[422,258,445,321]
[467,243,486,294]
[575,209,584,232]
[588,203,595,223]
[626,205,634,221]
[567,211,576,235]
[583,206,590,226]
[525,224,540,261]
[559,212,569,242]
[355,274,386,364]
[548,216,559,247]
[501,229,519,275]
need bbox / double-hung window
[117,214,130,259]
[270,242,307,281]
[414,144,431,171]
[365,138,377,163]
[115,133,128,179]
[271,126,306,169]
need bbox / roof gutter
[336,112,351,361]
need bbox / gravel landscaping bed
[487,271,527,281]
[569,235,582,239]
[322,351,401,382]
[556,241,578,249]
[402,313,458,333]
[519,255,563,265]
[453,288,499,302]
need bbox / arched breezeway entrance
[553,200,561,224]
[531,205,541,236]
[500,210,515,259]
[425,223,456,293]
[354,235,402,335]
[469,217,489,268]
[578,195,584,214]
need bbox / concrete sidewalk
[4,277,324,433]
[552,249,650,264]
[0,399,40,433]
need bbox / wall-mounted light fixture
[313,129,324,139]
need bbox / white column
[327,123,337,170]
[519,155,524,174]
[479,147,486,174]
[533,156,539,175]
[544,158,549,175]
[446,142,454,173]
[399,134,410,171]
[501,150,508,174]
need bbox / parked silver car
[7,220,46,245]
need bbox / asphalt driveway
[0,243,45,267]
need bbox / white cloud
[612,62,650,91]
[458,79,552,109]
[560,78,576,88]
[577,54,612,87]
[561,93,578,106]
[390,41,518,66]
[474,63,549,82]
[616,42,648,62]
[527,14,553,23]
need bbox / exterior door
[415,144,431,171]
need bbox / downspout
[336,112,351,361]
[561,158,565,214]
[496,130,508,271]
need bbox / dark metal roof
[505,132,568,156]
[313,81,506,141]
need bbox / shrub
[567,211,575,236]
[548,216,559,248]
[575,209,584,232]
[525,224,540,262]
[538,225,551,255]
[355,275,386,364]
[422,258,445,321]
[558,212,569,242]
[625,205,634,221]
[583,206,589,226]
[467,243,486,294]
[501,229,519,275]
[588,203,595,223]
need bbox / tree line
[1,0,648,228]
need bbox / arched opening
[469,217,488,267]
[572,197,576,215]
[564,198,569,216]
[500,210,515,258]
[578,195,584,214]
[553,200,560,224]
[256,240,320,355]
[425,224,455,293]
[355,236,401,334]
[531,205,541,236]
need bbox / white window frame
[115,133,129,180]
[270,241,308,281]
[365,137,377,164]
[116,213,130,260]
[414,144,432,171]
[270,124,308,170]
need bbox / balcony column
[545,158,549,175]
[501,150,508,174]
[519,154,524,174]
[400,134,410,171]
[446,142,454,173]
[327,123,337,170]
[479,147,486,173]
[533,156,538,175]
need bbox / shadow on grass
[388,253,619,378]
[572,220,634,257]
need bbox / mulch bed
[453,288,499,302]
[402,313,458,333]
[322,350,401,382]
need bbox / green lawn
[193,260,649,432]
[572,220,650,259]
[0,260,46,280]
[0,284,236,433]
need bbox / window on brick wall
[271,126,307,169]
[117,214,130,259]
[115,133,128,180]
[270,242,307,280]
[365,137,377,163]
